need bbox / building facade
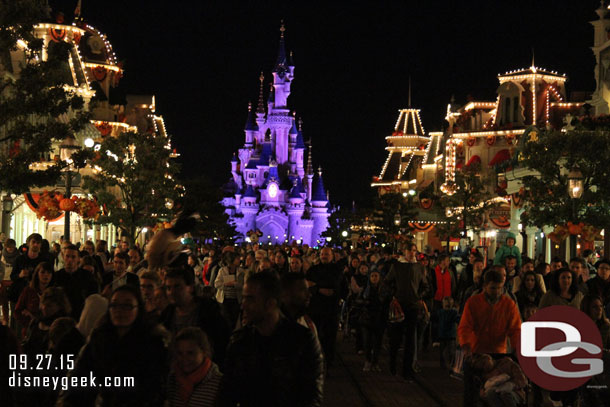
[0,7,175,246]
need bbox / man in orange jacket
[458,268,521,406]
[458,268,521,355]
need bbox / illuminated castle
[222,25,330,246]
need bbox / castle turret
[230,153,239,181]
[268,23,294,165]
[244,102,257,148]
[255,72,266,130]
[288,117,298,173]
[311,166,329,246]
[295,118,307,179]
[287,179,305,242]
[271,22,294,108]
[306,140,314,203]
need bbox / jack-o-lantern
[59,197,75,212]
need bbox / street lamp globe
[393,212,401,226]
[567,165,584,199]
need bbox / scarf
[2,248,19,267]
[174,357,212,404]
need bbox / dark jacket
[219,317,324,407]
[382,261,427,310]
[54,268,99,320]
[587,277,610,305]
[306,262,344,314]
[358,283,387,328]
[9,253,48,302]
[58,320,169,407]
[161,297,230,366]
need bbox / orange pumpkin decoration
[59,197,75,212]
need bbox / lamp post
[1,195,13,238]
[60,136,81,242]
[567,165,584,258]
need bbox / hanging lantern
[567,165,584,199]
[394,212,401,226]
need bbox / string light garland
[83,62,121,72]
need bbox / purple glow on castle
[222,25,330,246]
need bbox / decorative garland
[94,122,112,136]
[548,222,599,243]
[34,191,100,221]
[48,28,66,42]
[91,66,107,82]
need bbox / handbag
[388,297,405,324]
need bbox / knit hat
[506,231,516,241]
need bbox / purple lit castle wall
[222,25,330,246]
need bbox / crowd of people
[0,229,608,406]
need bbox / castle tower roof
[289,179,302,199]
[244,102,258,131]
[244,184,257,198]
[295,118,306,149]
[289,117,299,135]
[312,166,327,201]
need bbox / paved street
[324,332,465,407]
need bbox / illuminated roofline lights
[452,129,526,138]
[83,62,121,72]
[35,23,85,33]
[463,102,497,111]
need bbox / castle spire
[306,138,313,175]
[244,102,258,131]
[274,21,288,74]
[256,72,265,114]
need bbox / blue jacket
[437,308,460,339]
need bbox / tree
[520,126,610,230]
[0,0,90,193]
[436,164,501,241]
[372,192,418,243]
[82,131,181,243]
[322,205,371,246]
[179,176,237,242]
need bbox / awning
[407,222,435,232]
[489,149,511,166]
[465,155,481,167]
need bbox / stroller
[343,294,366,344]
[463,353,530,407]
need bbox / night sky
[59,0,599,207]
